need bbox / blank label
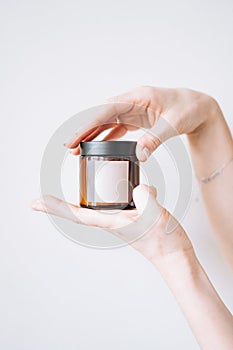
[87,160,129,203]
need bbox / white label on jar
[89,160,129,203]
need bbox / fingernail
[64,131,80,147]
[136,145,150,161]
[30,199,42,211]
[143,147,150,160]
[63,137,75,147]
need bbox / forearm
[156,250,233,350]
[188,98,233,269]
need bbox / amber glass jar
[79,141,140,210]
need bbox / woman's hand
[65,86,219,161]
[31,184,193,269]
[32,86,233,348]
[31,184,233,350]
[65,86,233,269]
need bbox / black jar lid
[80,141,137,157]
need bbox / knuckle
[148,133,161,150]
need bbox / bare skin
[32,87,233,349]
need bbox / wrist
[189,94,223,139]
[152,247,200,285]
[188,96,232,179]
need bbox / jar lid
[80,141,137,157]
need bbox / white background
[1,0,233,349]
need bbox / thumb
[133,185,182,234]
[133,184,181,236]
[133,184,163,223]
[136,116,178,161]
[136,133,161,162]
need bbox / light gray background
[1,0,233,349]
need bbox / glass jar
[79,141,140,209]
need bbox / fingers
[71,124,128,155]
[64,103,134,149]
[67,123,117,149]
[64,87,178,160]
[71,123,118,155]
[64,88,152,150]
[31,195,136,229]
[103,124,128,141]
[31,195,83,223]
[64,126,97,148]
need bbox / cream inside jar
[79,141,140,210]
